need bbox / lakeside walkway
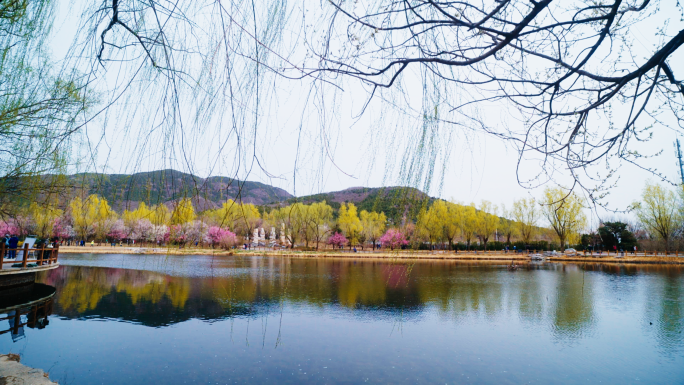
[58,246,684,265]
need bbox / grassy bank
[57,246,684,264]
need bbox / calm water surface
[1,253,683,384]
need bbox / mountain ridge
[61,169,293,211]
[58,169,434,221]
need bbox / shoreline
[58,246,684,265]
[0,354,57,384]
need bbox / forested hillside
[56,170,434,223]
[279,186,433,223]
[61,170,293,211]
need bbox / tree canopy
[541,187,587,249]
[312,1,684,198]
[598,222,638,250]
[632,182,680,251]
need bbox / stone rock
[0,354,57,384]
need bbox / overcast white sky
[49,1,683,224]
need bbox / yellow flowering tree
[234,203,261,238]
[29,202,62,238]
[307,201,334,249]
[207,200,241,229]
[338,203,362,248]
[461,204,478,250]
[123,202,153,228]
[360,210,386,250]
[70,195,116,242]
[150,204,170,226]
[541,187,587,250]
[270,203,306,248]
[632,182,680,252]
[498,204,517,245]
[512,197,539,244]
[476,200,499,250]
[170,198,196,225]
[443,202,462,250]
[416,201,445,247]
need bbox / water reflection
[646,273,684,355]
[37,258,684,345]
[552,265,596,340]
[0,283,55,342]
[6,256,682,384]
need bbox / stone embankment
[0,354,57,384]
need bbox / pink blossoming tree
[52,217,74,240]
[13,216,34,236]
[150,225,169,244]
[219,231,238,249]
[107,219,127,242]
[327,232,348,250]
[208,226,238,249]
[131,219,153,243]
[0,221,19,236]
[186,221,210,246]
[379,229,408,250]
[169,225,188,245]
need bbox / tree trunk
[664,236,670,252]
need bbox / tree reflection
[35,259,684,354]
[512,270,546,322]
[552,265,595,340]
[645,271,684,355]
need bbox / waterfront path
[58,246,684,265]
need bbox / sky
[48,1,684,225]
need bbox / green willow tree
[0,0,88,215]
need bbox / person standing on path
[8,234,18,259]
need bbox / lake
[1,253,683,384]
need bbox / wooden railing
[0,244,59,270]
